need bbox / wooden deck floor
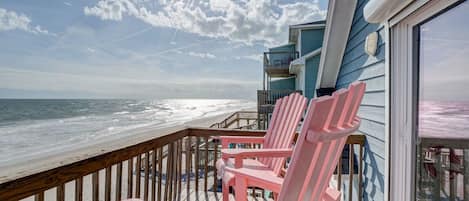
[180,191,273,201]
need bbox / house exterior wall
[304,55,321,99]
[269,77,296,91]
[300,29,324,56]
[295,68,305,93]
[335,0,386,200]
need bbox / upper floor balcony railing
[263,51,299,77]
[0,112,365,201]
[257,90,302,129]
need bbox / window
[389,0,467,200]
[415,1,469,200]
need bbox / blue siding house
[266,21,325,99]
[315,0,386,200]
[314,0,469,200]
[336,0,386,200]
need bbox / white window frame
[388,0,462,200]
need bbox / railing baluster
[195,137,200,192]
[434,150,442,200]
[164,144,171,201]
[170,143,175,200]
[151,148,157,201]
[450,150,456,201]
[186,136,192,198]
[92,172,99,201]
[116,162,122,201]
[75,177,83,201]
[172,142,178,200]
[349,144,354,201]
[359,145,364,201]
[34,192,44,201]
[157,147,163,201]
[105,166,111,201]
[464,150,469,201]
[144,152,150,201]
[337,155,342,191]
[57,183,65,201]
[213,138,218,191]
[178,139,183,200]
[127,157,134,199]
[136,155,141,198]
[204,137,209,192]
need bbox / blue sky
[0,0,328,99]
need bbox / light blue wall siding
[335,0,386,200]
[300,29,324,56]
[270,77,296,90]
[304,55,320,99]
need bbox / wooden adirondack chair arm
[224,166,283,192]
[219,136,265,148]
[221,148,293,168]
[222,148,293,158]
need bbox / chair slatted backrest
[260,93,307,176]
[278,82,366,201]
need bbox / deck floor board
[182,191,272,201]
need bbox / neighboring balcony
[257,90,302,129]
[263,51,299,77]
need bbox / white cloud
[171,49,216,59]
[188,51,216,59]
[64,2,72,7]
[237,54,262,62]
[86,47,96,53]
[0,67,258,99]
[84,0,326,46]
[0,8,55,36]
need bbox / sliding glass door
[415,1,469,200]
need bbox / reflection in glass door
[415,1,469,200]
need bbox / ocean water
[0,99,255,162]
[419,100,469,139]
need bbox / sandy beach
[0,109,253,186]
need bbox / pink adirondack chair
[224,82,366,201]
[216,93,307,201]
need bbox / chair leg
[272,192,278,201]
[222,182,229,201]
[235,178,248,201]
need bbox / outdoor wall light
[365,31,378,56]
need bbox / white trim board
[316,0,357,89]
[383,20,390,201]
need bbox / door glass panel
[416,1,469,200]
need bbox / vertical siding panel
[335,0,386,200]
